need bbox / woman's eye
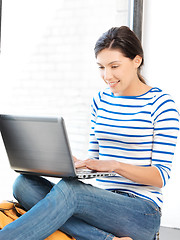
[111,65,119,69]
[98,66,104,69]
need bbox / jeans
[0,175,161,240]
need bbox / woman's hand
[72,156,79,164]
[74,157,116,172]
[73,156,87,169]
[84,159,116,172]
[74,156,163,187]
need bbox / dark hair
[94,26,145,84]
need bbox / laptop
[0,114,116,179]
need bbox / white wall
[143,0,180,228]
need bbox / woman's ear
[134,55,142,69]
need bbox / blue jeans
[0,175,161,240]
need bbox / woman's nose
[103,68,113,81]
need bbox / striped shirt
[88,87,179,208]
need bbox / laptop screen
[0,115,76,178]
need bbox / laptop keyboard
[76,169,116,179]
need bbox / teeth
[108,80,120,86]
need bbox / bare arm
[75,159,163,188]
[112,161,163,188]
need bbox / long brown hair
[94,26,145,84]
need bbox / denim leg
[62,179,161,240]
[12,175,114,240]
[0,176,161,240]
[61,217,114,240]
[13,174,55,210]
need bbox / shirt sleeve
[151,93,179,187]
[88,92,101,159]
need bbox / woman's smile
[106,80,120,87]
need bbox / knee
[55,178,86,197]
[13,174,26,200]
[56,178,80,190]
[13,174,33,201]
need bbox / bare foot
[113,237,133,240]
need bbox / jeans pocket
[143,199,161,216]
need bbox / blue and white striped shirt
[88,87,179,208]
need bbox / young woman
[0,26,179,240]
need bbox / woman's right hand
[73,156,87,169]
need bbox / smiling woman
[95,26,145,85]
[95,26,149,96]
[0,26,179,240]
[0,0,180,239]
[96,49,150,97]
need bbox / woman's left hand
[75,159,116,172]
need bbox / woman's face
[96,48,141,96]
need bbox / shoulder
[148,87,171,100]
[151,87,177,107]
[151,87,179,120]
